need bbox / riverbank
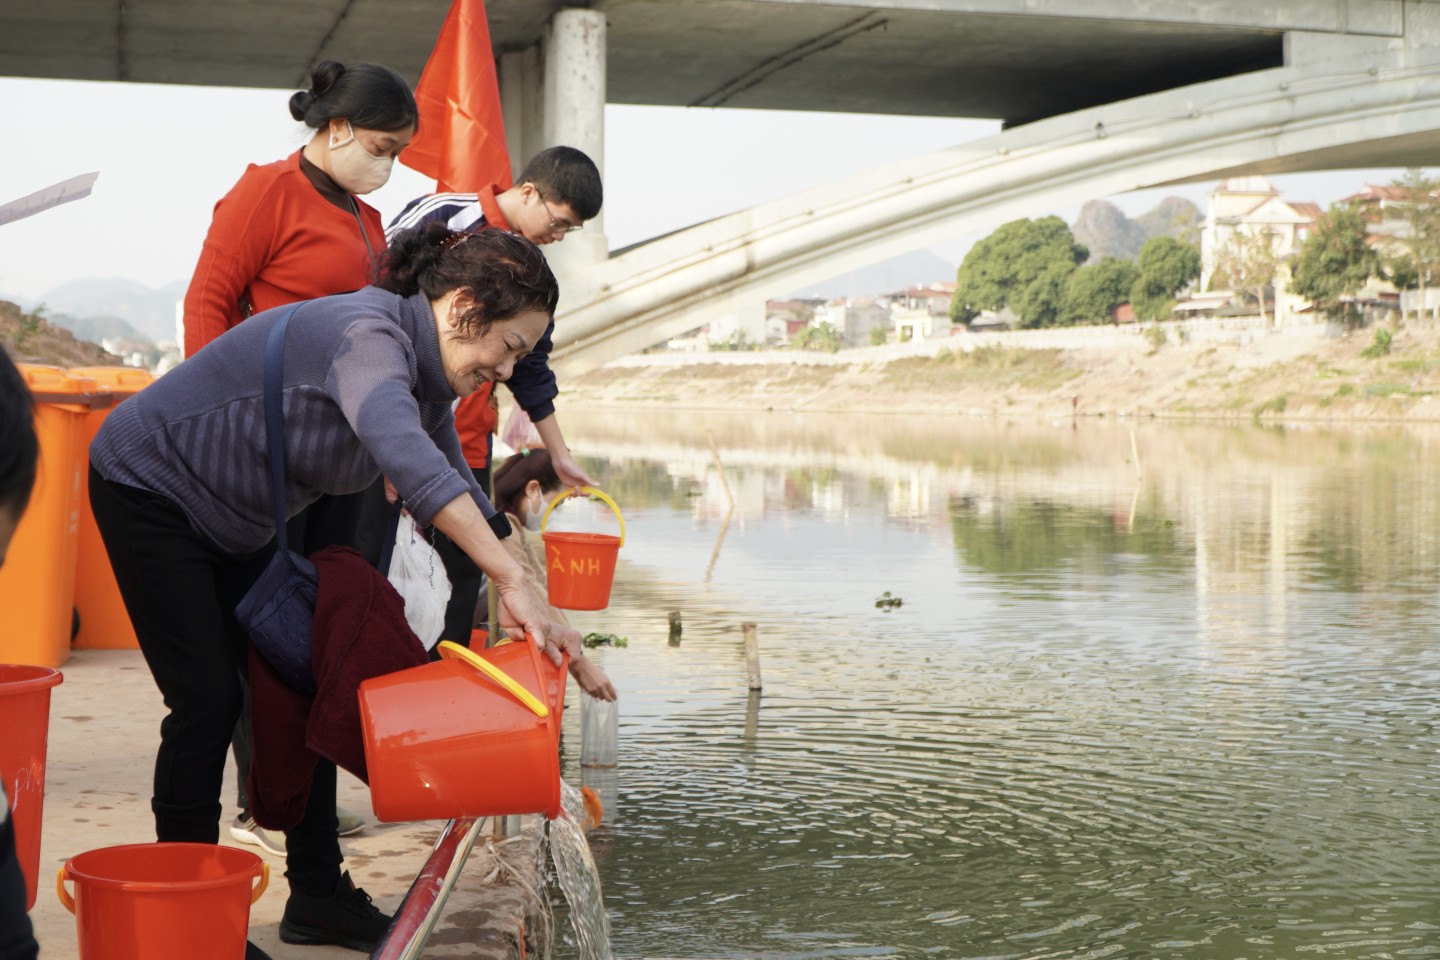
[563,319,1440,422]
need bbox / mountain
[1071,196,1203,263]
[1135,196,1202,248]
[786,250,956,299]
[31,277,185,344]
[1072,200,1149,262]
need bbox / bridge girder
[549,28,1440,374]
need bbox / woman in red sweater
[183,60,417,358]
[179,61,417,959]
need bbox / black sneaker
[278,871,393,952]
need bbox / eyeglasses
[535,189,583,234]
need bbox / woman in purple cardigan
[88,225,576,958]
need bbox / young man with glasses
[386,145,603,644]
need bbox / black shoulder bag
[234,303,320,694]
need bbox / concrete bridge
[4,1,1439,370]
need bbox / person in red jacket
[183,60,416,358]
[179,61,417,959]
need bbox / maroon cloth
[248,545,428,829]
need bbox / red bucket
[359,639,568,822]
[540,487,626,611]
[57,842,267,960]
[0,663,63,910]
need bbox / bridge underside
[0,0,1298,124]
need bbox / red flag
[402,0,512,193]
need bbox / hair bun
[287,90,314,122]
[309,60,346,99]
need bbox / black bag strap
[262,303,304,553]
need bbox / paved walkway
[27,649,547,960]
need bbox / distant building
[1200,176,1321,326]
[814,297,890,347]
[883,282,957,342]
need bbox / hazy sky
[0,75,1412,301]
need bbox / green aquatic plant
[582,632,629,649]
[874,591,904,611]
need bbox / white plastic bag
[388,512,451,651]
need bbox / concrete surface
[27,648,549,960]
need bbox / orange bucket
[359,639,568,822]
[57,842,267,960]
[69,366,155,650]
[0,663,63,910]
[540,487,626,611]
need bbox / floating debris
[874,591,904,611]
[583,632,630,649]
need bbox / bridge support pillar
[500,9,609,274]
[541,7,609,275]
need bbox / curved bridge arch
[552,37,1440,374]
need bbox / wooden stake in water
[743,622,762,691]
[668,609,682,646]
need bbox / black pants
[435,466,492,645]
[88,467,342,896]
[0,805,37,960]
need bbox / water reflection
[551,410,1440,959]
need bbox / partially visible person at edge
[0,354,40,960]
[386,146,604,644]
[180,60,418,873]
[88,228,575,958]
[491,448,617,702]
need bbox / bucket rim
[62,842,264,893]
[0,665,63,693]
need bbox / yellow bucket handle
[538,486,626,547]
[437,640,549,718]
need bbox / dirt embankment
[0,299,120,368]
[564,324,1440,422]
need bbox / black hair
[0,352,38,520]
[518,146,604,221]
[288,61,419,133]
[492,449,561,519]
[379,223,559,340]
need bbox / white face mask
[524,491,544,532]
[327,121,394,195]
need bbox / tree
[1290,205,1379,327]
[1061,257,1139,325]
[1130,237,1201,322]
[792,321,841,353]
[1211,228,1282,326]
[1378,169,1440,321]
[950,216,1088,325]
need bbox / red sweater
[183,151,383,358]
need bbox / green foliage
[1130,237,1201,322]
[15,304,46,349]
[869,327,888,346]
[1335,383,1356,397]
[1061,257,1139,324]
[1360,327,1394,358]
[1211,229,1282,322]
[950,216,1087,325]
[1010,258,1076,329]
[582,632,629,648]
[1143,324,1168,352]
[710,330,760,352]
[1290,204,1379,324]
[1253,396,1288,419]
[792,321,842,353]
[874,591,904,611]
[1379,169,1440,318]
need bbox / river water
[549,409,1440,960]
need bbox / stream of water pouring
[549,779,614,960]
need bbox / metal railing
[368,817,485,960]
